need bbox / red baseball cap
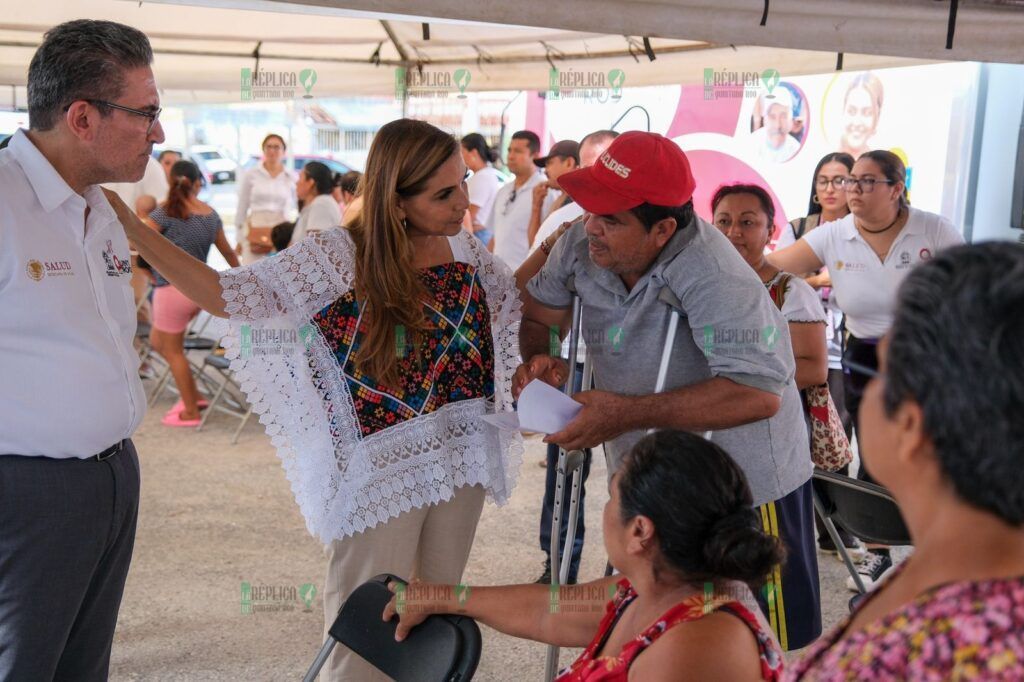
[558,131,696,215]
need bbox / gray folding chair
[812,469,912,606]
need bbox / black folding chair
[303,574,481,682]
[812,470,912,608]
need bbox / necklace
[857,208,903,235]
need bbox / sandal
[161,410,202,427]
[168,399,209,415]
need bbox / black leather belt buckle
[95,440,123,461]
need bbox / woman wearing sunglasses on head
[769,150,963,592]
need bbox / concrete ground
[110,392,882,681]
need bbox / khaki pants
[320,484,486,682]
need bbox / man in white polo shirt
[0,19,164,680]
[486,130,556,270]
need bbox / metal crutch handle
[652,286,712,439]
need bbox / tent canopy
[1,0,1020,105]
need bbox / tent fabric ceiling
[0,0,1017,105]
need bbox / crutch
[543,285,702,681]
[653,287,712,441]
[543,282,588,682]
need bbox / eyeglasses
[64,99,162,136]
[501,187,519,216]
[837,177,895,193]
[815,176,849,190]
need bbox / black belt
[95,439,128,461]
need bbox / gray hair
[884,242,1024,525]
[28,19,153,131]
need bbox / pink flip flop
[168,399,209,415]
[161,410,203,427]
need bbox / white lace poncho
[215,228,523,543]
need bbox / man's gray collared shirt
[527,216,812,505]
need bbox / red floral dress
[556,579,784,681]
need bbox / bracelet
[540,236,554,256]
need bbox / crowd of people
[2,17,1023,682]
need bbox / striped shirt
[149,206,222,287]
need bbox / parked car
[241,154,353,176]
[189,145,238,184]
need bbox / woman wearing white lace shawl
[105,119,523,681]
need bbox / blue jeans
[538,362,590,582]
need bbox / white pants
[320,484,486,681]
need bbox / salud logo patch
[26,260,44,281]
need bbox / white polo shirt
[487,170,555,270]
[802,207,964,339]
[0,130,146,458]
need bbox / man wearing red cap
[513,131,820,650]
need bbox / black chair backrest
[328,573,481,682]
[813,470,912,546]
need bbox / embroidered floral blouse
[215,228,523,542]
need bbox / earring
[812,194,820,205]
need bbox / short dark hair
[883,242,1024,525]
[859,149,909,210]
[28,20,153,132]
[271,221,295,252]
[302,161,334,196]
[511,130,540,155]
[579,129,619,149]
[807,152,855,216]
[618,431,785,586]
[334,170,362,196]
[629,200,694,233]
[158,149,182,162]
[711,184,776,229]
[460,132,498,163]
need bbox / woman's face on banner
[841,86,879,152]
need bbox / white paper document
[480,379,583,434]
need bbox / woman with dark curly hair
[788,243,1024,680]
[386,430,786,681]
